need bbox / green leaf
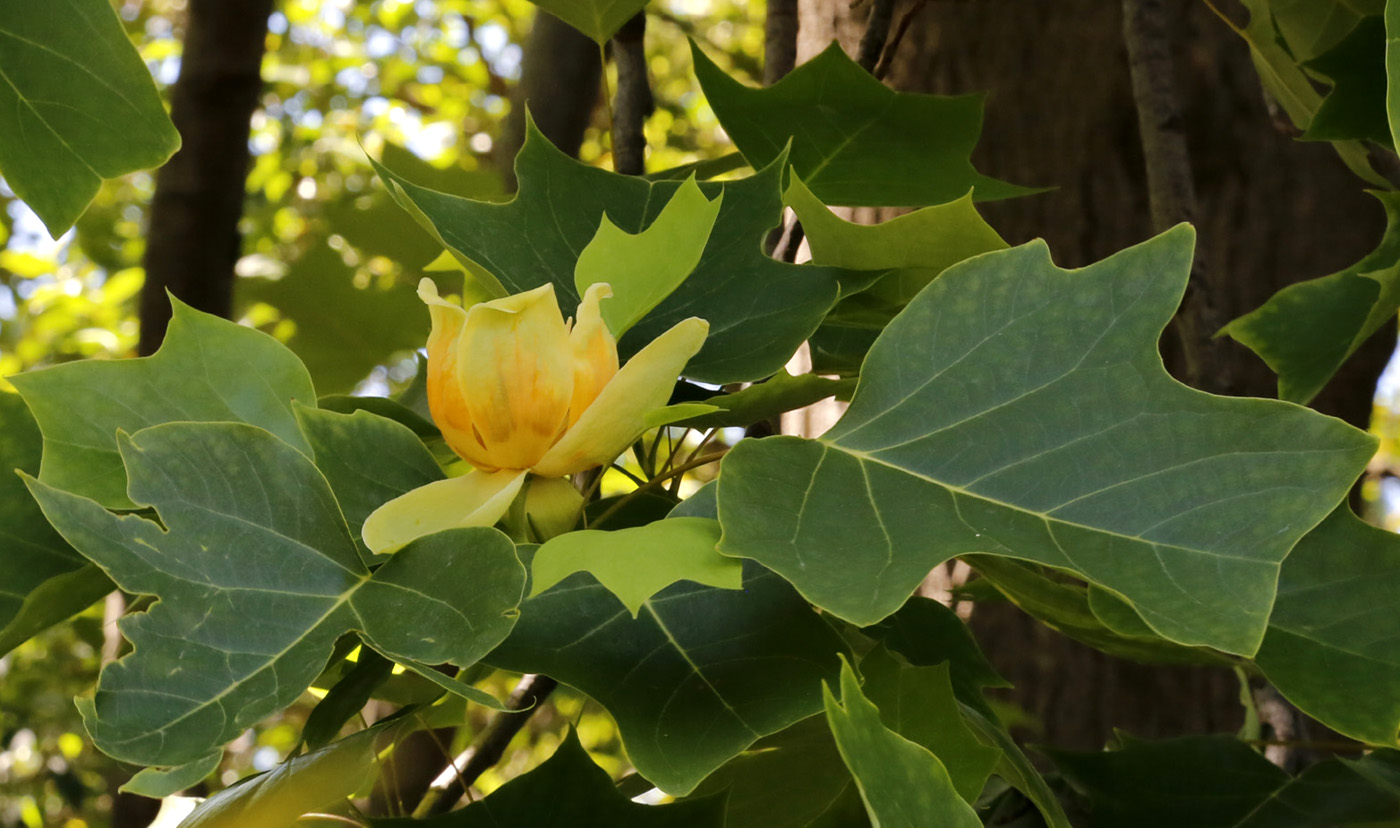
[1224,0,1388,184]
[861,597,1011,715]
[959,702,1074,828]
[302,649,396,750]
[966,556,1238,667]
[527,0,649,44]
[1301,16,1390,142]
[857,649,1000,803]
[295,405,444,564]
[1273,0,1369,60]
[576,175,721,336]
[1222,191,1400,404]
[716,226,1374,655]
[1049,734,1400,827]
[121,749,222,798]
[25,422,524,767]
[237,241,428,394]
[180,725,386,828]
[488,557,847,795]
[529,517,742,616]
[823,659,983,828]
[0,391,110,655]
[371,729,725,827]
[692,41,1034,207]
[371,120,877,384]
[0,0,180,236]
[1255,507,1400,745]
[786,173,1008,307]
[673,372,855,430]
[1387,0,1400,151]
[10,298,317,509]
[688,715,868,828]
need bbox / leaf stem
[589,449,728,527]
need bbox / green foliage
[1049,734,1400,827]
[528,517,741,616]
[718,227,1373,654]
[0,0,180,236]
[372,121,882,384]
[489,556,847,795]
[372,730,725,827]
[693,41,1034,207]
[575,176,722,337]
[1302,15,1389,142]
[526,0,650,43]
[823,660,983,828]
[26,419,523,767]
[1222,191,1400,404]
[11,298,317,509]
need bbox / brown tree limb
[611,13,652,176]
[765,0,800,83]
[856,0,898,73]
[138,0,274,357]
[414,674,559,816]
[1121,0,1230,393]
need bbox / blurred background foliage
[0,1,759,825]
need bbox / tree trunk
[138,0,272,358]
[795,0,1390,749]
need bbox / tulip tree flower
[362,278,709,554]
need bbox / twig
[874,0,929,79]
[1121,0,1229,393]
[856,0,898,73]
[589,450,729,527]
[764,0,799,84]
[413,674,559,816]
[611,12,652,176]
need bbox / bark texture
[798,0,1391,749]
[138,0,273,357]
[496,12,604,189]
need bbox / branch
[1121,0,1229,392]
[856,0,897,73]
[764,0,799,84]
[611,12,652,176]
[874,0,929,80]
[414,674,559,816]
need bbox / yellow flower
[362,278,708,554]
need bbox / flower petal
[362,468,527,555]
[459,283,574,470]
[567,282,619,429]
[419,278,484,467]
[533,316,709,477]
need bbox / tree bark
[796,0,1391,749]
[138,0,273,357]
[496,12,604,190]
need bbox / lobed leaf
[717,226,1374,655]
[27,422,523,767]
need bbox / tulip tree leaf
[716,226,1374,655]
[0,392,113,656]
[527,0,649,44]
[687,715,868,828]
[1048,734,1400,828]
[861,596,1011,714]
[823,660,983,828]
[1301,16,1389,143]
[0,0,180,237]
[786,174,1008,308]
[121,749,222,798]
[692,41,1034,208]
[294,405,444,564]
[237,242,429,394]
[487,556,847,795]
[1389,0,1400,152]
[10,298,317,510]
[24,422,524,768]
[1255,507,1400,745]
[371,120,882,384]
[1222,191,1400,404]
[1271,0,1369,61]
[371,730,725,827]
[180,724,386,828]
[575,175,723,337]
[529,517,742,616]
[674,372,855,430]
